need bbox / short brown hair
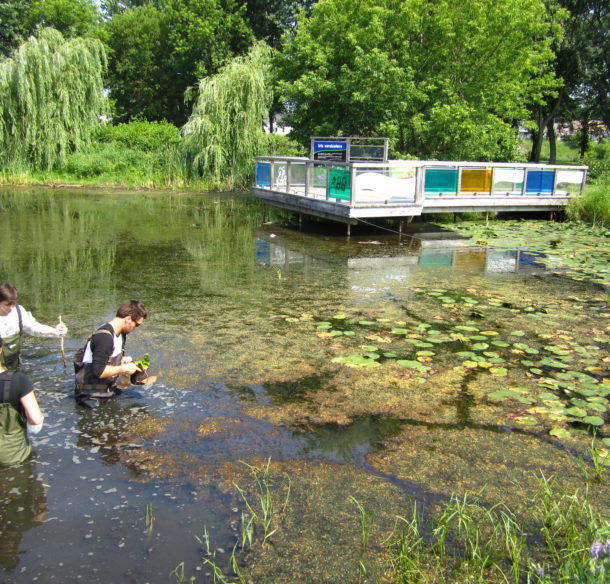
[0,283,18,304]
[116,300,148,321]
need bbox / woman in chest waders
[0,284,67,370]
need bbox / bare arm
[20,390,43,426]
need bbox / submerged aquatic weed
[233,458,291,546]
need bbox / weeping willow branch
[181,42,273,190]
[0,28,107,171]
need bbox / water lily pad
[510,330,525,336]
[358,321,376,325]
[396,360,428,372]
[550,428,572,439]
[565,407,587,417]
[416,351,435,357]
[491,341,510,347]
[514,416,538,426]
[539,392,560,401]
[582,416,604,426]
[472,343,489,351]
[392,328,409,335]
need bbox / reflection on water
[0,188,606,583]
[0,459,47,571]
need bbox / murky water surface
[0,188,608,583]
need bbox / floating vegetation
[283,282,610,456]
[440,219,610,287]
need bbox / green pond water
[0,188,608,583]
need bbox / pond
[0,188,609,583]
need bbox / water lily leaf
[416,350,435,357]
[392,328,410,335]
[520,360,535,367]
[539,392,560,400]
[566,407,587,417]
[583,416,604,426]
[343,331,355,336]
[361,345,378,352]
[490,367,508,376]
[491,341,510,347]
[603,438,610,447]
[317,322,332,329]
[462,360,479,368]
[359,320,376,325]
[510,330,525,336]
[363,352,380,360]
[550,428,572,439]
[472,343,489,351]
[514,416,538,426]
[454,325,479,332]
[329,330,344,337]
[530,368,543,375]
[481,330,499,336]
[456,351,476,358]
[586,402,607,413]
[396,360,428,372]
[333,314,347,319]
[383,352,398,358]
[570,398,589,408]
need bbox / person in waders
[0,283,68,370]
[74,300,147,409]
[0,337,44,466]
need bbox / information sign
[328,167,351,200]
[313,140,347,162]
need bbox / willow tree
[181,42,272,190]
[0,28,107,171]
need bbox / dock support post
[398,219,403,242]
[298,213,303,231]
[347,223,351,238]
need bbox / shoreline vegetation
[1,130,608,228]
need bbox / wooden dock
[252,156,588,226]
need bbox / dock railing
[254,156,588,209]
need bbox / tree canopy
[278,0,561,161]
[0,28,107,169]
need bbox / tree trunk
[579,115,590,158]
[546,117,557,164]
[529,108,544,163]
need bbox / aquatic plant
[233,458,291,546]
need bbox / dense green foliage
[278,0,558,161]
[105,0,253,124]
[181,42,273,189]
[0,28,107,171]
[0,0,608,198]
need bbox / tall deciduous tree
[0,1,31,58]
[0,28,107,170]
[278,0,560,161]
[104,4,167,122]
[181,42,272,189]
[105,0,253,124]
[27,0,102,38]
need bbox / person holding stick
[0,284,67,370]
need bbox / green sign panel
[328,168,351,200]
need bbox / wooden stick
[58,315,67,369]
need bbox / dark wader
[1,306,23,370]
[0,371,31,465]
[74,329,124,409]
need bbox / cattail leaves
[0,28,107,171]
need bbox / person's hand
[121,361,138,375]
[55,322,68,336]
